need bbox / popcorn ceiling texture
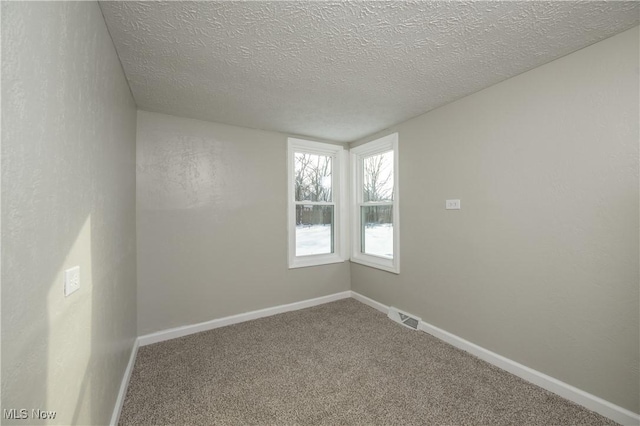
[99,1,639,142]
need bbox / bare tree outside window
[294,153,332,203]
[363,151,393,202]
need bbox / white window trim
[350,133,400,274]
[287,138,348,269]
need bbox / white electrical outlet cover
[446,199,461,210]
[64,266,80,297]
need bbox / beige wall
[136,111,350,335]
[4,3,633,420]
[1,2,137,425]
[350,26,639,413]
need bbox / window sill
[289,254,347,269]
[350,255,399,274]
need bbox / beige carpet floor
[120,298,617,425]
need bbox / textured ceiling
[100,1,639,142]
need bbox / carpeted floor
[120,298,617,425]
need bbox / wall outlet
[64,266,80,297]
[446,199,461,210]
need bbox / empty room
[1,1,639,425]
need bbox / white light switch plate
[446,199,461,210]
[64,266,80,297]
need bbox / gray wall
[136,111,350,335]
[1,2,137,425]
[350,26,639,413]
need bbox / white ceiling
[100,1,639,142]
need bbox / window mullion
[361,201,393,206]
[295,201,335,206]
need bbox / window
[288,138,347,268]
[351,133,399,273]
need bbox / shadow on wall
[70,207,136,424]
[44,215,95,423]
[3,69,135,425]
[4,214,99,424]
[39,214,130,424]
[2,212,97,424]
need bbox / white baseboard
[350,291,640,426]
[110,338,139,426]
[138,291,352,347]
[349,290,388,313]
[418,320,640,426]
[112,291,639,426]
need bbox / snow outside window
[351,133,400,274]
[287,138,347,269]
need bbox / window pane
[296,205,334,256]
[294,152,332,202]
[361,205,393,258]
[363,151,393,202]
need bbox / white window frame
[350,133,400,274]
[287,138,348,269]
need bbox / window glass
[296,205,334,256]
[363,151,393,202]
[294,153,332,202]
[361,205,392,258]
